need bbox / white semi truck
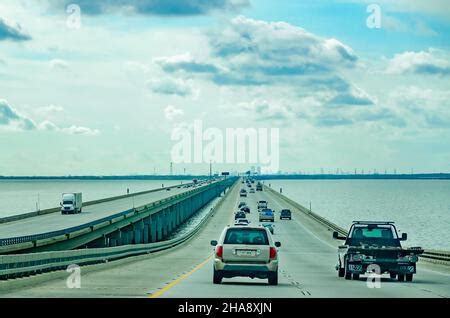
[61,193,83,214]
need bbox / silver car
[210,225,281,285]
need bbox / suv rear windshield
[224,228,269,245]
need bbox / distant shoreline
[0,175,207,181]
[257,173,450,180]
[0,173,449,180]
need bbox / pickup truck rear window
[224,229,269,245]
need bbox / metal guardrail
[0,179,235,249]
[0,178,239,280]
[264,185,450,265]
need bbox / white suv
[210,225,281,285]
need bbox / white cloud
[49,59,70,70]
[147,77,193,96]
[61,125,100,136]
[164,105,184,121]
[1,99,99,135]
[36,104,64,115]
[0,99,36,131]
[0,16,30,41]
[37,120,59,131]
[386,49,450,76]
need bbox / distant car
[234,211,247,220]
[166,188,171,191]
[249,188,255,193]
[280,209,292,220]
[240,189,247,197]
[234,219,250,226]
[262,223,274,234]
[240,206,251,213]
[257,200,268,211]
[259,208,274,222]
[211,225,281,285]
[238,202,247,208]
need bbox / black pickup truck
[333,221,424,282]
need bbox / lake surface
[0,179,186,217]
[263,179,450,250]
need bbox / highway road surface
[0,182,208,238]
[1,182,449,298]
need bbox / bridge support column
[89,235,107,248]
[143,217,151,244]
[168,207,174,235]
[133,220,144,244]
[150,215,157,243]
[109,230,122,247]
[156,213,163,241]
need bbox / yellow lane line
[149,255,212,298]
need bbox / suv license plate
[236,250,256,257]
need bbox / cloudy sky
[0,0,449,176]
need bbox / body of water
[263,179,450,250]
[0,179,186,218]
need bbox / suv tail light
[215,245,223,258]
[270,247,277,259]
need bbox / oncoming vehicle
[249,188,255,194]
[256,182,263,191]
[240,189,247,197]
[259,208,274,222]
[211,226,281,285]
[280,209,292,220]
[333,221,424,282]
[61,193,82,214]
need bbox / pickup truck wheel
[344,259,352,280]
[406,274,413,282]
[268,272,278,285]
[213,269,222,284]
[390,273,397,279]
[338,267,345,277]
[398,274,405,282]
[352,273,360,280]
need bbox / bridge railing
[0,178,236,251]
[264,185,450,266]
[0,179,238,280]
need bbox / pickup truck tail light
[270,247,277,259]
[215,245,223,258]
